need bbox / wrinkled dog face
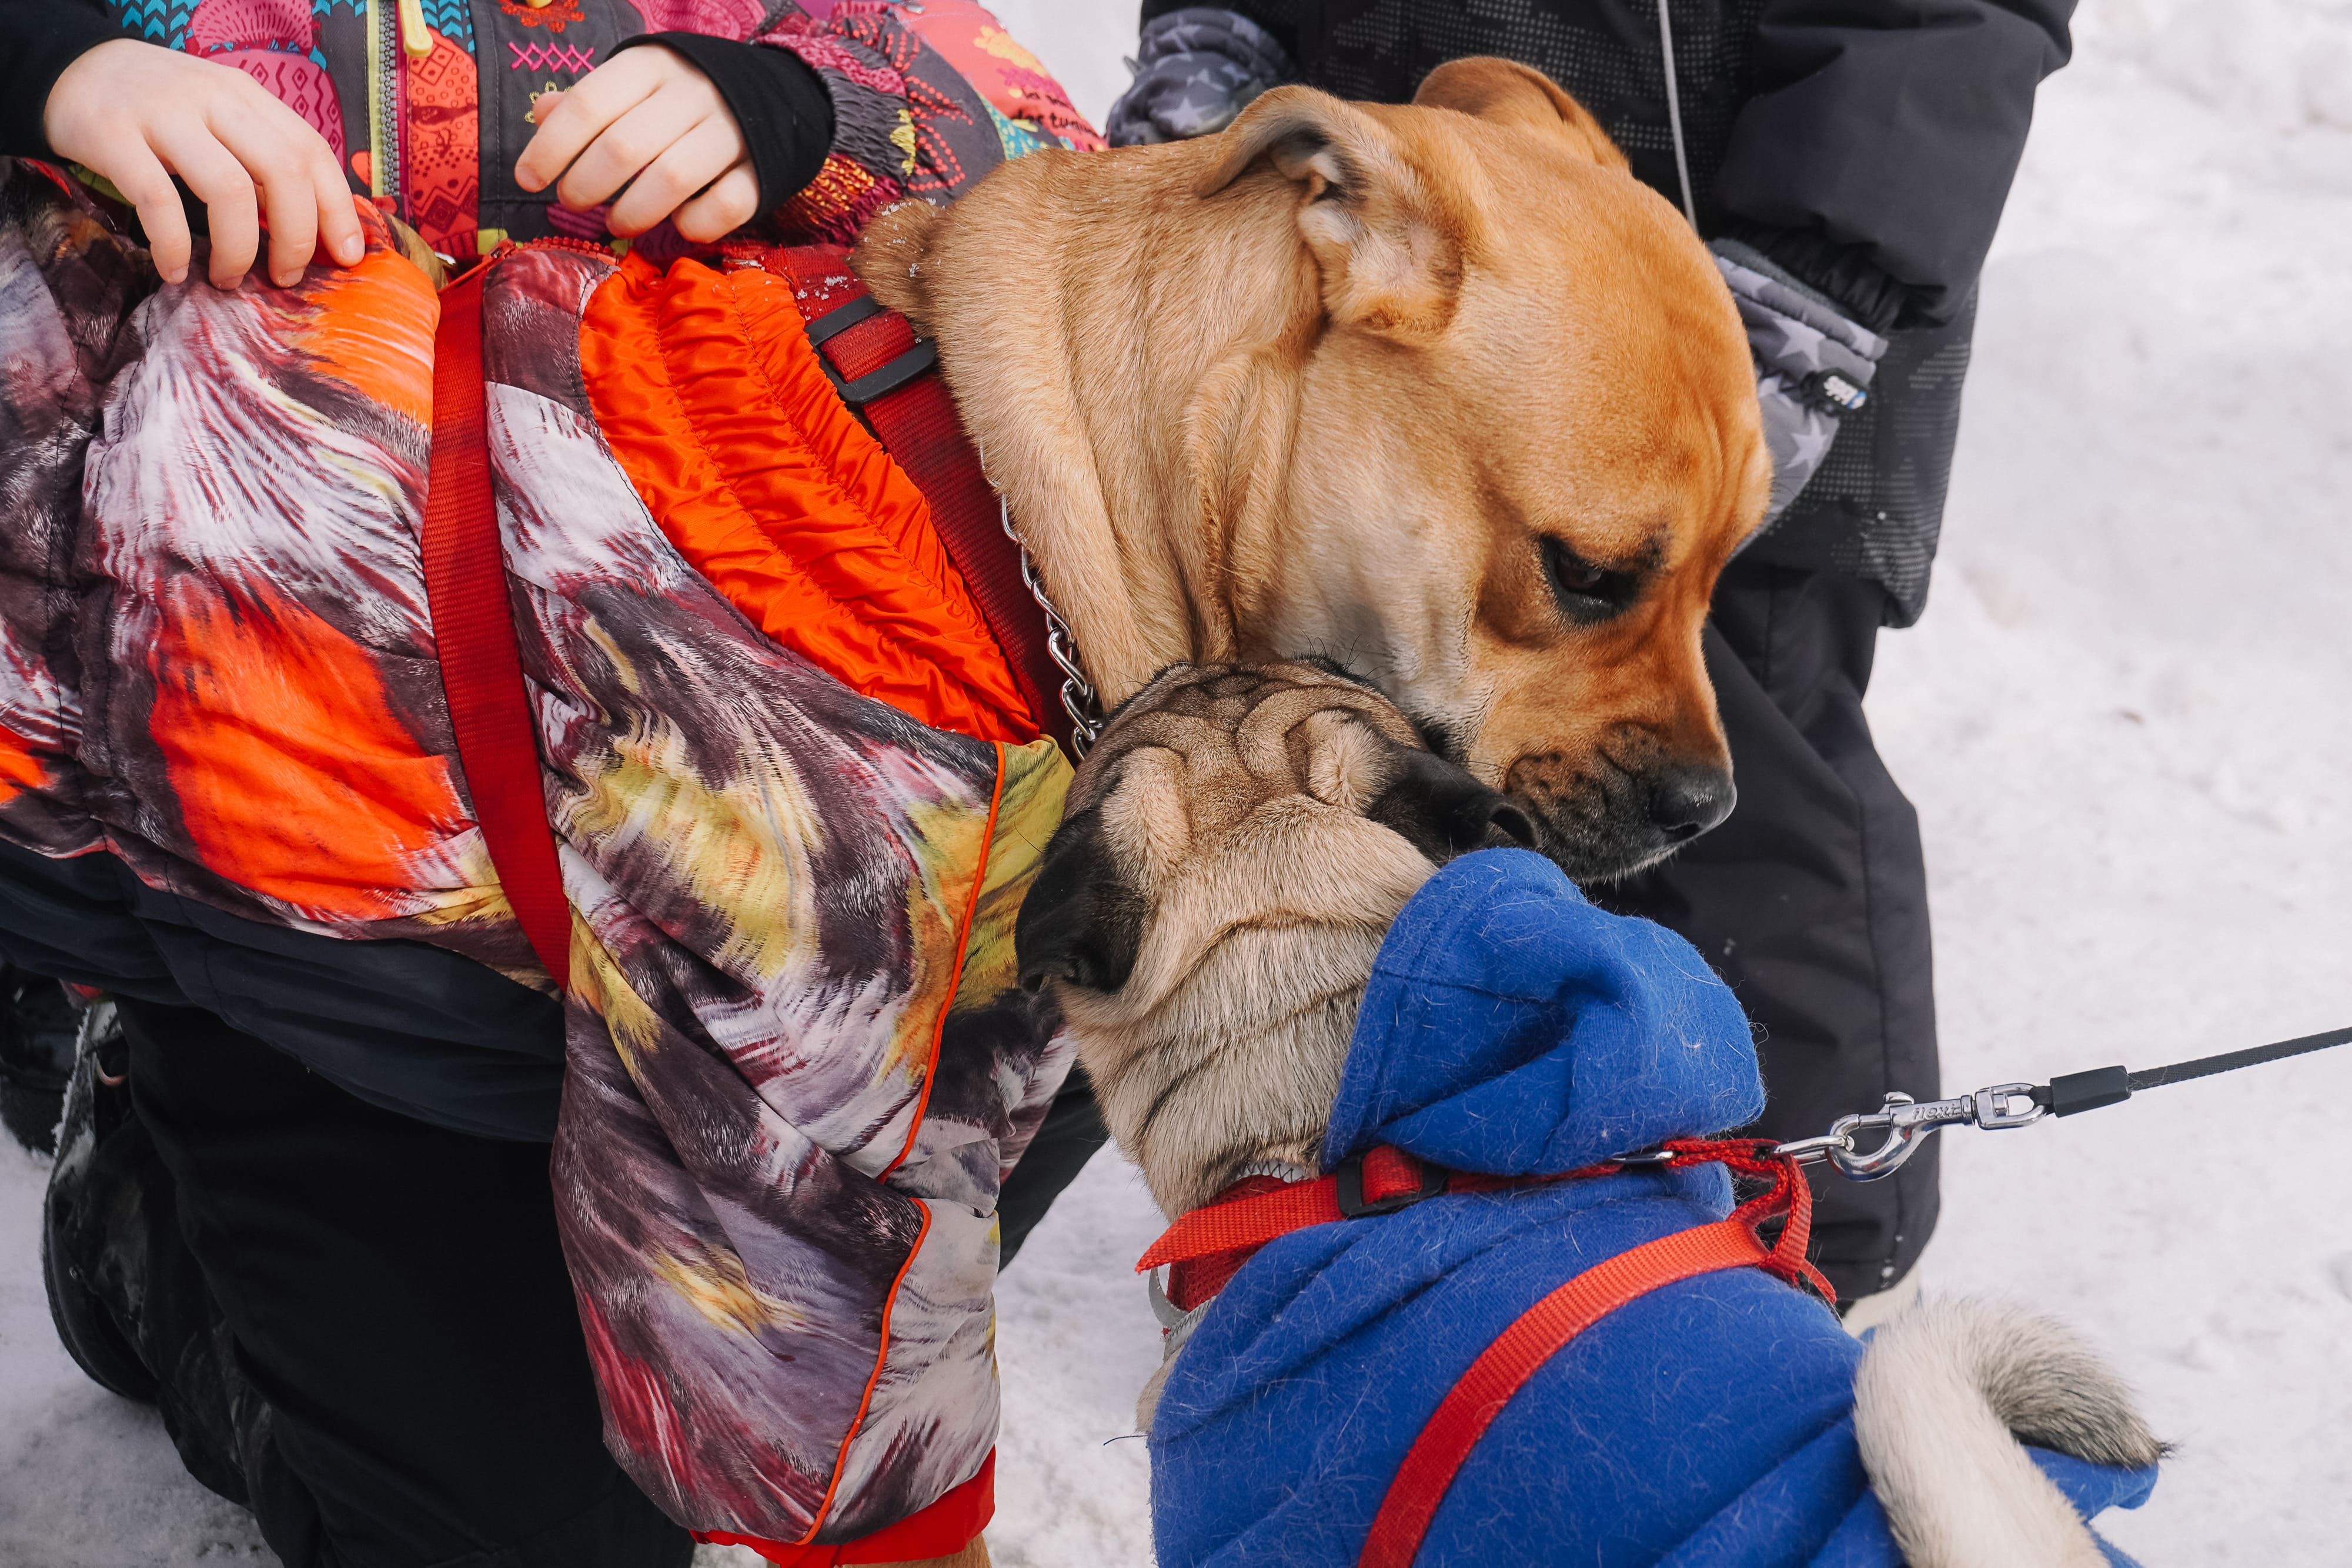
[1015,661,1529,1218]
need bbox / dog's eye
[1541,536,1633,624]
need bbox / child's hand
[42,38,366,290]
[514,45,758,242]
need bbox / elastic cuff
[1,10,138,160]
[616,33,834,211]
[1718,219,1911,337]
[693,1450,994,1566]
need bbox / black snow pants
[1595,559,1939,1301]
[0,842,692,1568]
[108,998,696,1568]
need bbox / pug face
[1015,660,1531,1218]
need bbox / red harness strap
[1137,1139,1835,1568]
[1358,1216,1779,1568]
[423,266,573,989]
[755,249,1078,758]
[420,248,1078,994]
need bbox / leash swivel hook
[1774,1083,2043,1182]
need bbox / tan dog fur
[857,59,1772,882]
[1014,661,1526,1217]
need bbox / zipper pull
[396,0,433,58]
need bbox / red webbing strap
[786,274,1075,756]
[1138,1146,1615,1311]
[1357,1217,1775,1568]
[1138,1173,1348,1272]
[422,268,572,990]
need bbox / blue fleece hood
[1148,851,2156,1567]
[1322,850,1763,1176]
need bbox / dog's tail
[1854,1296,2166,1568]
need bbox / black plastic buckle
[1333,1149,1451,1218]
[803,294,940,406]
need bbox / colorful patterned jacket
[0,9,1090,1553]
[59,0,1100,258]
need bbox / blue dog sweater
[1147,850,2157,1567]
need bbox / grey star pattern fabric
[1713,239,1889,527]
[1107,6,1296,146]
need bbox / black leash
[1778,1022,2352,1181]
[2034,1022,2352,1116]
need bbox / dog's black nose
[1648,766,1735,842]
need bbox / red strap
[866,370,1074,754]
[759,249,1077,757]
[695,1450,994,1566]
[1138,1146,1618,1310]
[422,268,573,990]
[1357,1217,1776,1568]
[1140,1171,1351,1272]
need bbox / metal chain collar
[999,495,1103,757]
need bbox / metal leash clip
[1774,1083,2044,1182]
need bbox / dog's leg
[1854,1297,2162,1568]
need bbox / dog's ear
[1015,807,1147,995]
[1197,86,1464,342]
[850,199,943,330]
[1411,58,1629,171]
[1368,747,1536,863]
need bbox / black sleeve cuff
[1718,219,1913,338]
[0,1,136,161]
[616,33,836,214]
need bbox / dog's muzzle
[1505,755,1738,884]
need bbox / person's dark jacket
[1124,0,2076,621]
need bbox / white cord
[1656,0,1699,229]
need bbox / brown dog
[858,58,1771,884]
[1014,660,1527,1218]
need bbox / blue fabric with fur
[1147,849,2156,1566]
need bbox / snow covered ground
[5,1,2349,1562]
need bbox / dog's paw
[851,199,943,327]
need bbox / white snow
[6,1,2350,1562]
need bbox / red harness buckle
[1334,1146,1451,1216]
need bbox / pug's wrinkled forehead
[1071,660,1410,805]
[1065,660,1534,862]
[1016,660,1538,1214]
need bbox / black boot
[41,997,155,1404]
[1,964,79,1155]
[41,998,267,1507]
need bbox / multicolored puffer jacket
[0,16,1085,1549]
[83,0,1101,258]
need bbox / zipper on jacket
[368,0,403,218]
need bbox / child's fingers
[104,140,195,285]
[554,87,708,216]
[212,110,323,286]
[606,115,743,236]
[514,52,664,195]
[313,160,366,269]
[161,129,263,289]
[671,162,760,244]
[264,95,362,270]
